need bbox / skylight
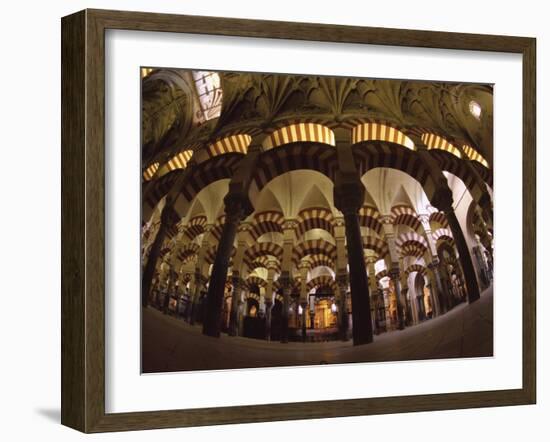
[192,71,222,122]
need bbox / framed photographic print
[61,8,536,433]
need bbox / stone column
[142,202,178,307]
[432,188,481,304]
[161,267,174,314]
[228,274,243,336]
[366,256,379,333]
[202,192,253,338]
[418,214,445,314]
[309,295,316,330]
[334,177,373,345]
[279,274,293,343]
[228,230,248,336]
[383,288,392,330]
[389,267,405,330]
[336,273,349,341]
[380,217,405,330]
[399,260,413,325]
[298,259,310,342]
[264,259,277,340]
[427,261,444,315]
[300,302,308,341]
[279,220,297,343]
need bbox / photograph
[140,68,495,373]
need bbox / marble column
[298,260,310,342]
[228,230,248,336]
[432,188,481,304]
[279,220,297,343]
[203,192,252,338]
[366,257,379,333]
[389,267,405,330]
[427,262,444,315]
[336,274,349,341]
[142,203,177,307]
[334,178,373,345]
[301,302,308,341]
[228,274,242,336]
[264,260,277,340]
[279,275,292,343]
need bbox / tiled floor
[142,287,493,373]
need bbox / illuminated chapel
[140,68,494,370]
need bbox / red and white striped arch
[205,134,251,159]
[262,123,335,150]
[421,133,462,159]
[352,121,415,150]
[391,205,422,232]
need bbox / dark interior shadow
[35,408,60,423]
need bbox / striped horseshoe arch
[358,205,383,235]
[351,121,415,150]
[391,205,423,232]
[396,232,429,259]
[428,211,449,229]
[143,162,160,181]
[249,143,339,199]
[179,153,243,203]
[432,228,455,247]
[421,133,462,159]
[249,211,284,241]
[182,215,207,241]
[142,170,182,215]
[405,263,427,276]
[156,149,194,178]
[427,149,488,204]
[296,207,335,238]
[471,160,493,189]
[248,256,281,274]
[307,253,336,270]
[462,144,489,168]
[352,141,438,202]
[292,239,337,267]
[244,243,284,268]
[209,215,226,243]
[307,275,337,293]
[246,276,267,289]
[362,236,389,260]
[375,269,389,281]
[204,134,252,160]
[243,292,261,302]
[176,243,200,264]
[262,123,336,151]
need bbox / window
[192,71,223,121]
[469,100,482,120]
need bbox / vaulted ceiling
[141,68,493,169]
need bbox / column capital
[223,191,254,222]
[335,271,349,289]
[430,187,454,214]
[333,174,365,214]
[333,216,345,228]
[427,259,440,269]
[266,258,279,272]
[278,271,294,290]
[281,219,299,231]
[418,213,431,225]
[298,258,311,271]
[389,267,400,280]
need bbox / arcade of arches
[141,68,494,371]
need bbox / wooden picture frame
[61,8,536,433]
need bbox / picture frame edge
[60,8,537,433]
